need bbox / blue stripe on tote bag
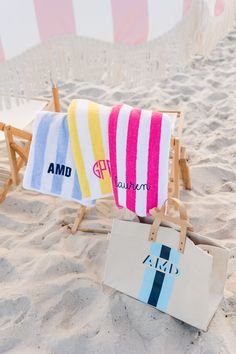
[138,244,180,311]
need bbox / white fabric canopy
[0,97,49,138]
[0,0,235,102]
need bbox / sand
[0,20,236,354]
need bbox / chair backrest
[159,109,183,138]
[158,109,184,200]
[0,96,52,140]
[4,125,32,185]
[0,122,11,202]
[0,95,54,198]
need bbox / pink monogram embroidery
[93,160,111,179]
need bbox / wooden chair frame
[0,122,11,202]
[163,110,192,200]
[0,95,54,203]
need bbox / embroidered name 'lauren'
[143,255,180,277]
[115,176,151,191]
[47,163,72,177]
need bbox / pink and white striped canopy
[0,0,235,102]
[0,0,228,62]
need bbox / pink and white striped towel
[108,104,171,217]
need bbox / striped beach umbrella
[0,0,235,105]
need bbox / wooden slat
[173,138,180,199]
[160,109,181,116]
[177,111,184,137]
[180,146,192,190]
[78,227,110,234]
[71,205,87,234]
[10,143,28,163]
[0,94,54,204]
[7,126,32,141]
[0,122,5,131]
[4,126,19,185]
[52,86,61,113]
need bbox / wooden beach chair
[0,94,55,203]
[0,122,32,202]
[2,93,191,234]
[1,90,89,233]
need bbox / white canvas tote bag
[104,198,229,330]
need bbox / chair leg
[4,126,19,185]
[52,85,61,113]
[71,205,87,234]
[173,138,180,200]
[0,179,12,203]
[4,126,31,186]
[180,146,192,190]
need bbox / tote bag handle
[149,198,193,253]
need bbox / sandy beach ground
[0,20,236,354]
